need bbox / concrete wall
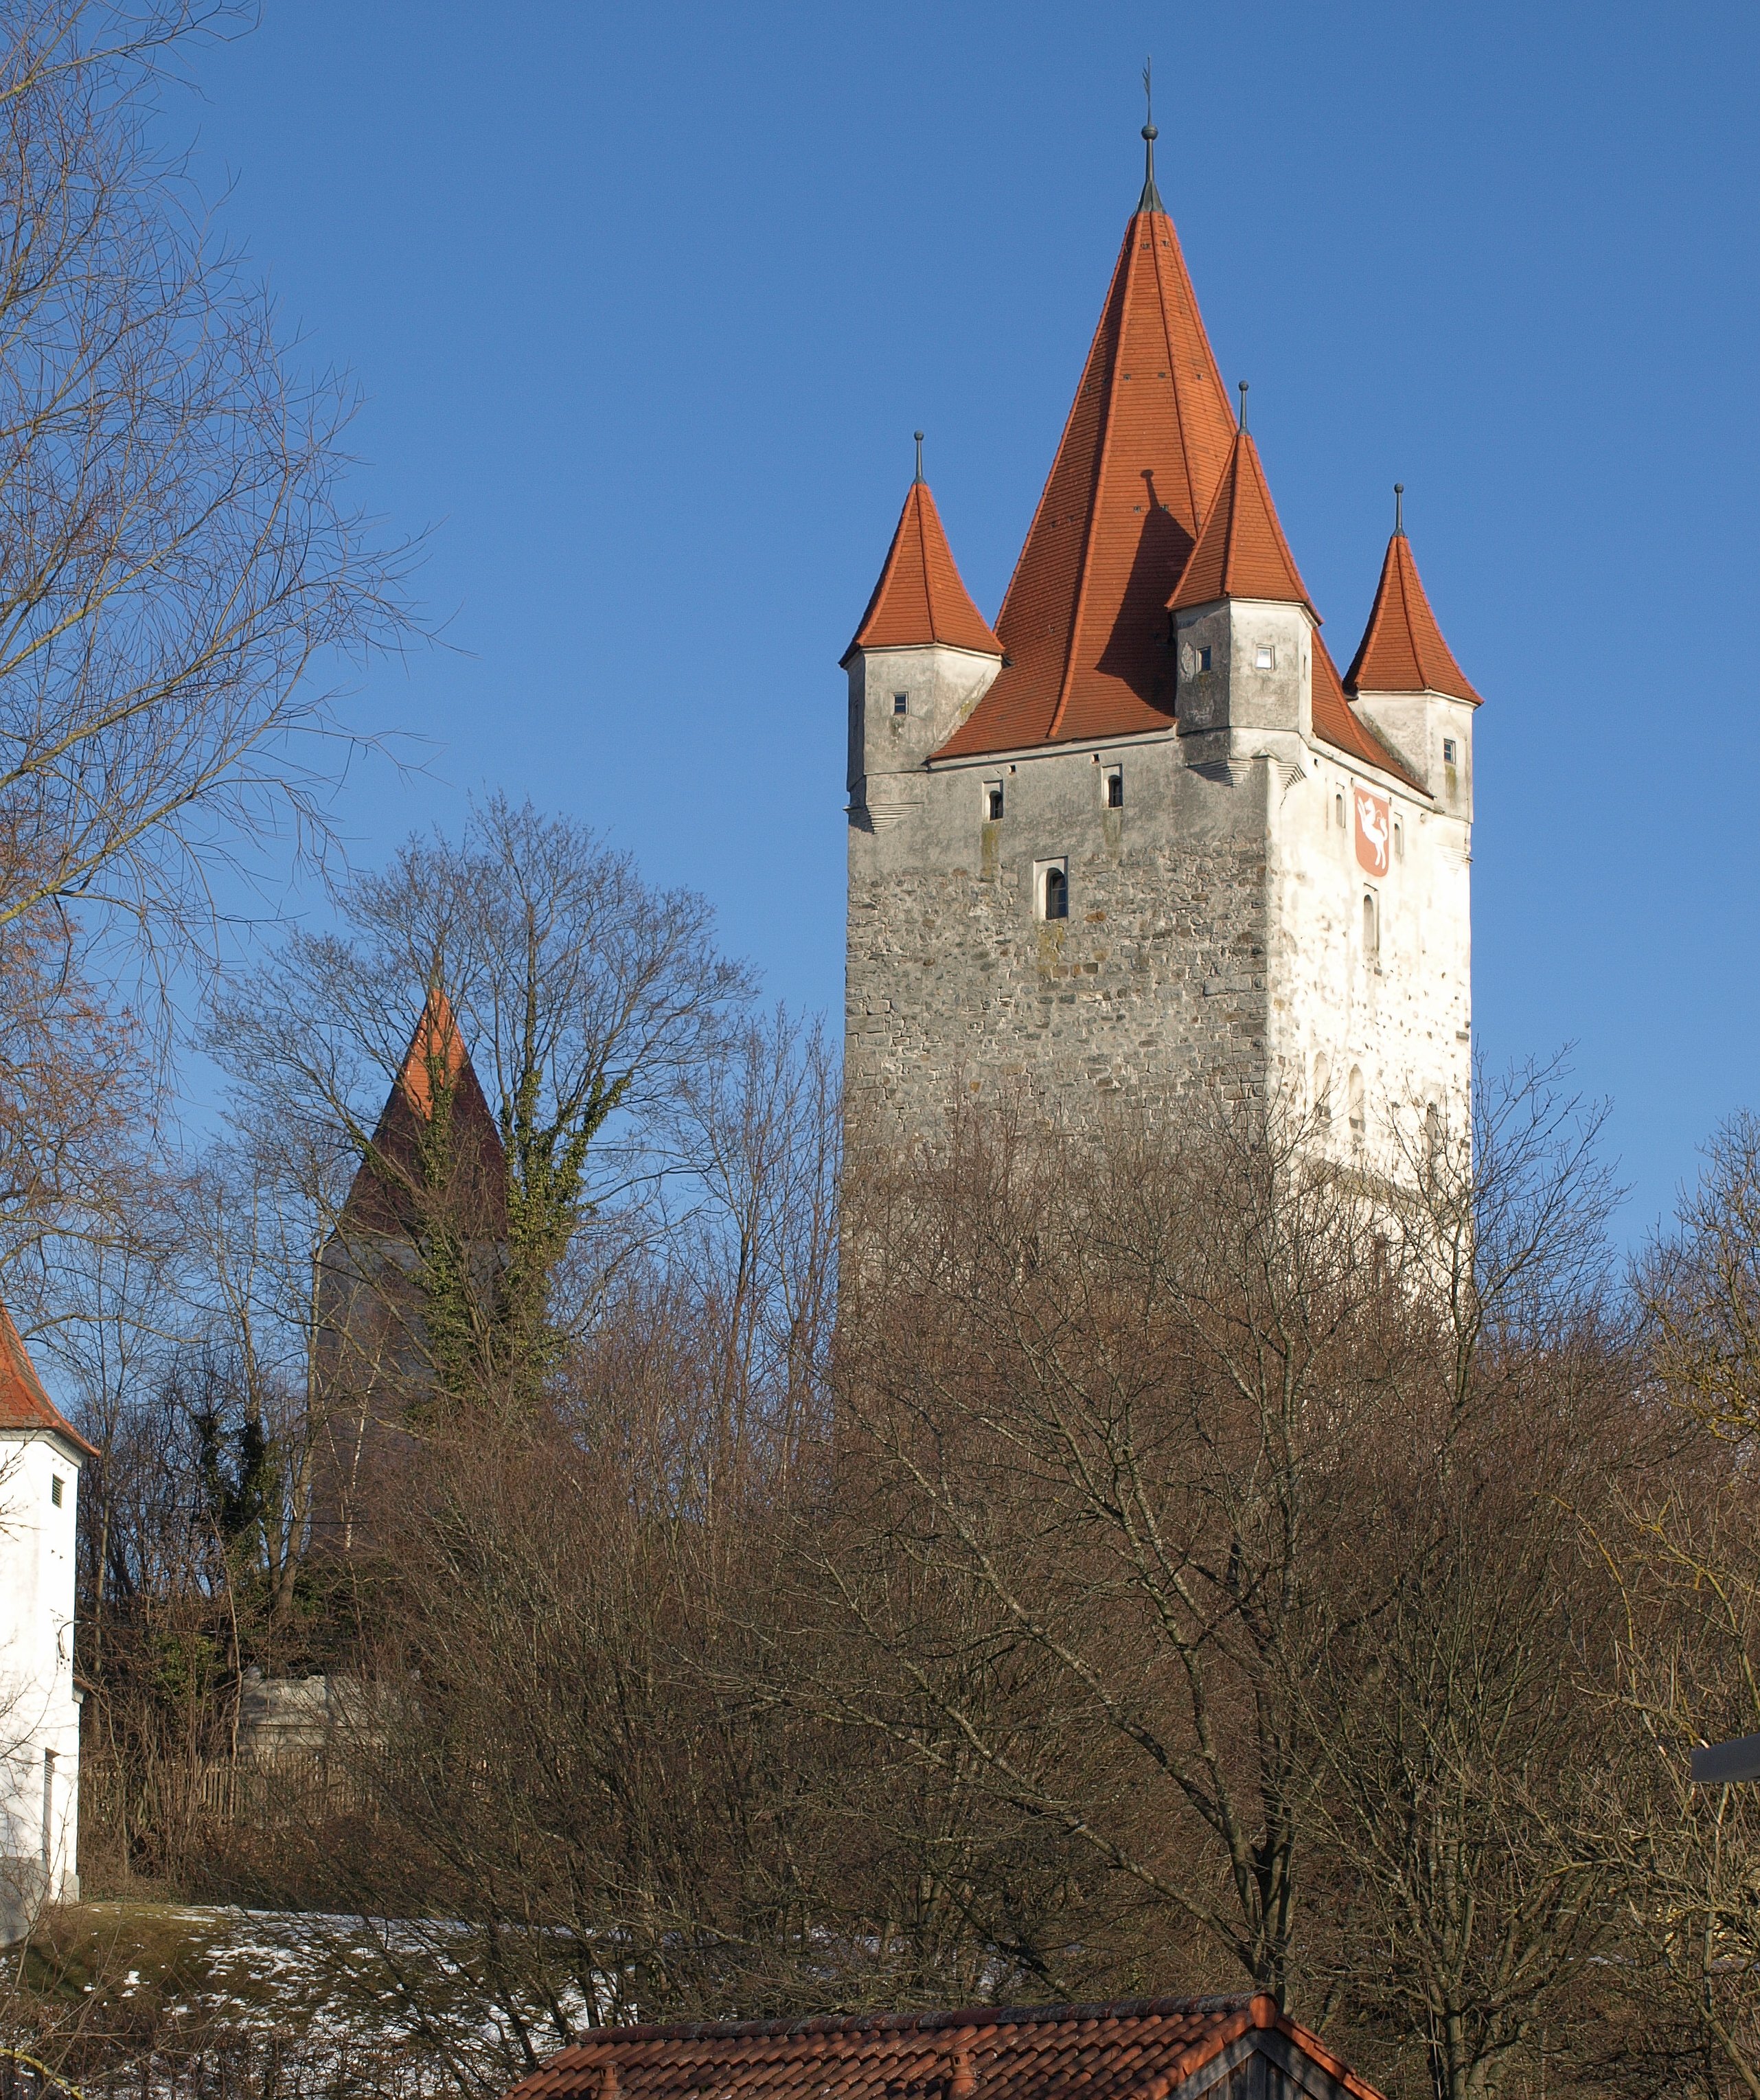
[0,1431,83,1941]
[844,622,1472,1163]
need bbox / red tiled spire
[1312,632,1421,788]
[1168,425,1317,617]
[397,985,468,1120]
[0,1301,96,1456]
[1345,514,1482,706]
[847,471,1001,662]
[337,987,508,1240]
[937,192,1239,760]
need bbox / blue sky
[169,0,1760,1238]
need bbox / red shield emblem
[1353,787,1391,877]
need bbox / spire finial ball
[1142,122,1158,141]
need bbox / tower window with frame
[1104,766,1123,810]
[1443,738,1457,764]
[1040,863,1069,920]
[1363,891,1380,962]
[984,780,1004,822]
[893,692,908,716]
[1254,643,1275,671]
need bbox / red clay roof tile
[1312,632,1419,788]
[0,1302,96,1457]
[935,201,1238,760]
[1344,529,1481,706]
[847,480,1002,661]
[502,1997,1387,2100]
[1167,428,1316,618]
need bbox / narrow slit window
[1334,791,1345,830]
[1393,818,1404,861]
[984,781,1004,822]
[1443,738,1457,764]
[1363,891,1380,961]
[1105,766,1123,809]
[1043,867,1068,920]
[893,692,908,716]
[1197,644,1212,672]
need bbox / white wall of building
[1,1428,84,1939]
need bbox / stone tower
[843,136,1479,1164]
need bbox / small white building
[0,1302,92,1943]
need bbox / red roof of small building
[1345,528,1481,706]
[1167,426,1316,618]
[847,479,1002,662]
[0,1302,96,1457]
[505,1995,1386,2100]
[936,198,1239,760]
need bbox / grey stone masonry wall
[847,709,1274,1137]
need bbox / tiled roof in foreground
[505,1994,1386,2100]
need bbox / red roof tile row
[0,1303,96,1457]
[505,1996,1386,2100]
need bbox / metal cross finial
[1237,380,1249,434]
[1138,56,1164,212]
[913,431,925,485]
[1393,482,1405,536]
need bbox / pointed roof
[1168,426,1317,617]
[336,988,508,1242]
[1312,632,1420,788]
[845,477,1001,663]
[936,194,1239,760]
[0,1302,97,1457]
[1345,526,1482,705]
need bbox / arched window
[1312,1053,1332,1123]
[1044,866,1068,920]
[1348,1066,1366,1141]
[1362,891,1379,961]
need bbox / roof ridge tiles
[559,1997,1266,2048]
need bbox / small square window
[1196,645,1212,672]
[50,1475,62,1507]
[1443,738,1457,764]
[1105,766,1123,810]
[1255,645,1275,671]
[984,781,1004,822]
[893,692,908,716]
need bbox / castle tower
[843,135,1478,1162]
[0,1304,94,1941]
[310,988,507,1553]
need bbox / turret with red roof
[840,110,1480,1166]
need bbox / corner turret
[1167,416,1321,749]
[843,448,1001,832]
[1343,491,1482,817]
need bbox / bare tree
[208,797,755,1408]
[0,0,415,950]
